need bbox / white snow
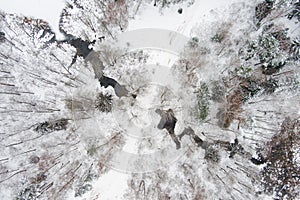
[0,0,66,39]
[2,0,299,199]
[128,0,252,36]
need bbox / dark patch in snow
[29,155,40,164]
[287,1,300,22]
[155,109,181,149]
[204,144,220,163]
[95,93,113,112]
[58,36,95,67]
[178,127,204,148]
[255,0,274,26]
[99,76,129,98]
[99,75,118,88]
[34,119,69,134]
[226,138,244,158]
[262,61,285,75]
[0,32,5,42]
[251,153,266,165]
[178,8,183,14]
[68,38,94,58]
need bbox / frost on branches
[0,0,299,199]
[60,0,131,40]
[0,10,125,200]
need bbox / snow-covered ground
[0,0,65,39]
[0,0,250,38]
[128,0,251,36]
[1,0,299,199]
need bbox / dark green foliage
[204,144,220,163]
[75,184,92,197]
[258,30,289,73]
[290,37,300,60]
[87,144,97,156]
[271,28,289,41]
[242,79,262,100]
[211,33,224,43]
[95,93,113,112]
[235,65,253,78]
[262,61,285,75]
[196,82,210,121]
[16,185,40,200]
[255,0,275,25]
[216,74,278,128]
[34,119,68,134]
[244,30,289,75]
[260,78,278,94]
[240,77,278,101]
[270,28,290,51]
[257,34,279,63]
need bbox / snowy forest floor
[0,0,299,200]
